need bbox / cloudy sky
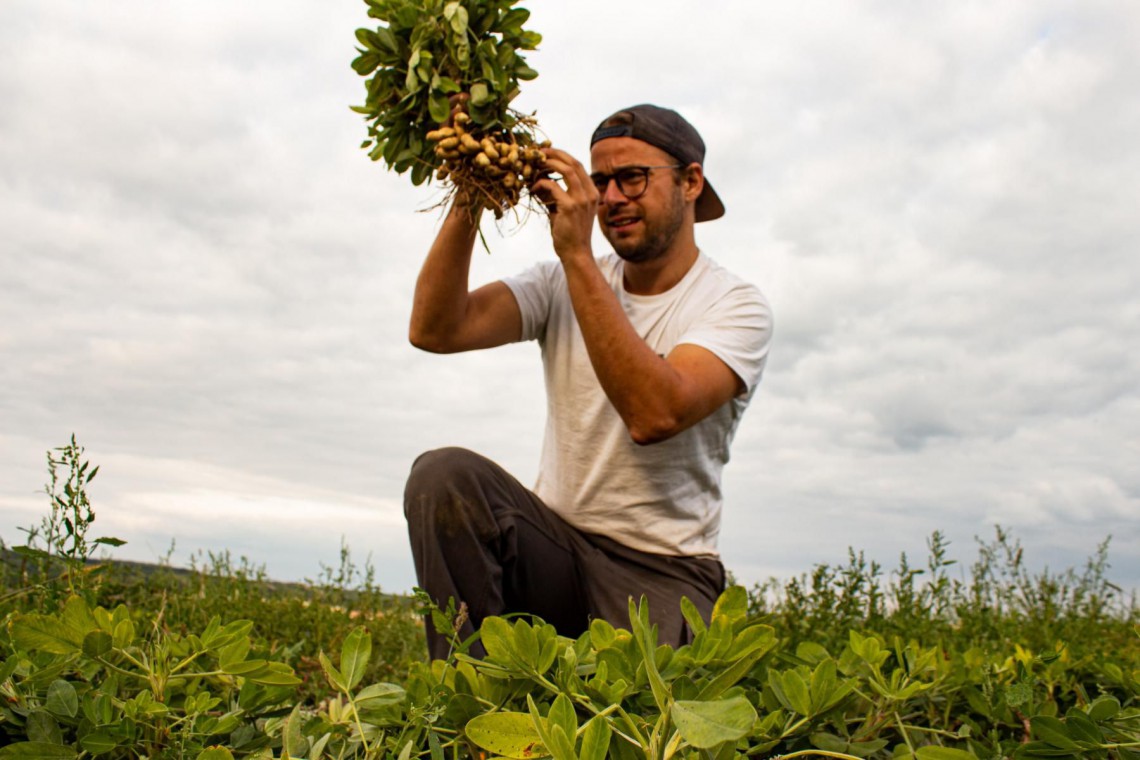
[3,1,1138,599]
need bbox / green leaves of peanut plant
[670,696,757,748]
[353,0,543,184]
[480,615,560,675]
[463,693,614,760]
[465,711,547,758]
[319,626,372,691]
[767,657,853,718]
[2,596,301,758]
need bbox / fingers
[541,149,592,187]
[537,148,598,206]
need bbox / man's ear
[682,163,704,204]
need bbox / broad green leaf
[470,82,491,106]
[340,627,372,690]
[60,596,97,635]
[309,733,332,760]
[428,91,450,124]
[449,5,468,35]
[45,680,78,719]
[82,693,113,726]
[628,597,668,714]
[728,623,775,660]
[697,645,769,701]
[496,8,530,33]
[809,658,838,713]
[769,669,812,716]
[1062,710,1105,744]
[282,704,309,759]
[526,693,554,750]
[536,633,559,674]
[1087,695,1121,722]
[589,618,617,649]
[579,716,612,760]
[710,586,748,630]
[480,617,518,665]
[222,658,269,677]
[547,693,577,742]
[10,615,83,654]
[78,733,119,755]
[196,749,236,760]
[680,596,707,636]
[0,743,77,759]
[355,27,379,50]
[249,662,301,686]
[25,711,62,745]
[428,730,444,760]
[319,651,347,691]
[356,682,406,707]
[111,618,135,649]
[1030,716,1082,751]
[914,748,978,760]
[217,636,251,668]
[81,630,112,658]
[372,26,399,55]
[211,619,254,650]
[670,696,757,749]
[811,732,851,753]
[547,725,576,760]
[513,619,539,668]
[465,712,547,759]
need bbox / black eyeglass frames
[589,164,683,199]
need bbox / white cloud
[3,0,1138,597]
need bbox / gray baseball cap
[590,104,725,222]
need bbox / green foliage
[351,0,542,186]
[87,546,426,704]
[5,434,124,608]
[746,529,1138,670]
[281,593,1140,759]
[1,595,299,758]
[4,440,1139,758]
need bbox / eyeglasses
[590,164,683,199]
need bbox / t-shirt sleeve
[501,260,559,342]
[678,283,773,394]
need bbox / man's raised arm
[408,202,523,354]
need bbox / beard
[603,185,686,264]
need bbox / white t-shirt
[502,252,772,558]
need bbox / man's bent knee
[404,446,483,504]
[403,447,499,537]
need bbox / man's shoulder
[691,253,769,306]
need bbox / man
[404,104,773,659]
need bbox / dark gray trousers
[404,447,725,660]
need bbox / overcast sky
[3,1,1138,599]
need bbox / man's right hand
[407,201,523,354]
[530,147,600,267]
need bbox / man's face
[590,137,692,264]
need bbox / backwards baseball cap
[590,104,725,222]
